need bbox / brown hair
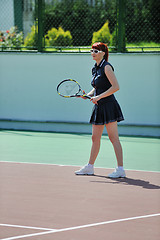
[92,42,109,61]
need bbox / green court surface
[0,130,160,172]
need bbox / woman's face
[90,48,105,61]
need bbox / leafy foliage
[0,26,23,50]
[45,27,72,46]
[44,0,159,46]
[126,0,160,43]
[24,25,38,49]
[44,0,116,46]
[92,21,112,45]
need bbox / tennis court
[0,130,160,240]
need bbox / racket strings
[58,80,80,97]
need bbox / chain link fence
[125,0,160,52]
[0,0,159,52]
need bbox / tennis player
[75,42,126,178]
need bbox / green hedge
[45,27,72,46]
[24,25,72,48]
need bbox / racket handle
[83,94,91,99]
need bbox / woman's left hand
[90,96,100,105]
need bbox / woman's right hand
[77,90,88,100]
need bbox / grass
[44,42,160,53]
[126,42,160,52]
[1,42,160,53]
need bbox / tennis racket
[57,79,91,99]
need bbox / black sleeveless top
[91,59,116,105]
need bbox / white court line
[0,161,160,173]
[0,230,56,240]
[1,213,160,240]
[0,223,55,231]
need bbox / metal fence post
[14,0,23,32]
[37,0,44,52]
[117,0,126,52]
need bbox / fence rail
[0,0,159,53]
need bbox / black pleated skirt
[90,100,124,125]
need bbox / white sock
[118,166,124,171]
[88,163,94,167]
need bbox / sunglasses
[90,49,102,54]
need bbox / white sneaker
[75,164,94,175]
[108,168,126,178]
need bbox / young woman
[75,42,126,178]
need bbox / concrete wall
[0,52,160,136]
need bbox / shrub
[45,27,57,46]
[91,21,112,45]
[45,27,72,46]
[0,26,23,50]
[24,25,38,49]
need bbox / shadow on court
[91,175,160,189]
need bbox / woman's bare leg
[89,124,104,165]
[106,121,123,167]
